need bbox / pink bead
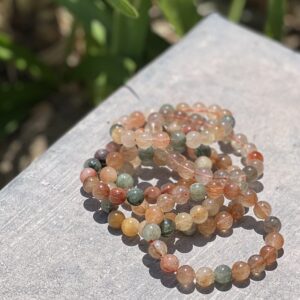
[80,168,97,183]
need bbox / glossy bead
[108,210,125,229]
[197,217,216,236]
[182,223,197,236]
[231,133,248,154]
[106,141,121,153]
[106,152,124,170]
[136,131,152,149]
[206,180,224,199]
[94,148,108,166]
[195,144,211,157]
[175,212,193,231]
[202,198,220,216]
[110,124,123,144]
[171,185,190,204]
[121,130,136,148]
[80,168,97,183]
[248,255,266,276]
[171,131,186,147]
[152,132,170,149]
[213,169,229,185]
[99,166,117,183]
[83,176,99,194]
[84,158,102,172]
[121,217,139,237]
[247,151,264,163]
[138,220,147,236]
[243,166,258,182]
[120,146,138,162]
[265,232,284,250]
[228,202,245,221]
[116,173,134,189]
[160,219,175,237]
[224,181,240,200]
[264,216,282,233]
[138,147,154,163]
[231,261,250,282]
[176,265,195,286]
[101,199,117,213]
[254,201,272,219]
[189,183,206,202]
[159,104,175,114]
[229,169,246,184]
[186,131,202,149]
[178,160,195,180]
[145,206,164,224]
[144,186,161,204]
[128,111,145,129]
[215,211,233,232]
[92,182,110,200]
[195,168,213,185]
[214,265,232,284]
[241,142,257,157]
[109,187,126,205]
[142,223,161,241]
[190,205,208,224]
[148,240,167,259]
[160,182,175,194]
[132,200,149,216]
[157,194,175,212]
[196,267,215,287]
[247,159,264,177]
[127,188,144,206]
[195,156,213,169]
[260,245,277,266]
[215,154,232,169]
[160,254,179,273]
[238,189,258,207]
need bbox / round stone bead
[148,240,167,259]
[94,148,108,166]
[108,210,125,229]
[136,131,152,149]
[127,188,144,206]
[109,187,127,205]
[138,147,154,163]
[121,217,139,237]
[197,217,216,236]
[80,168,97,183]
[196,267,215,287]
[186,131,202,149]
[228,202,245,221]
[142,223,161,241]
[138,220,147,236]
[195,156,213,169]
[110,124,123,142]
[241,142,257,157]
[157,194,175,212]
[178,161,195,180]
[214,265,232,284]
[190,205,208,224]
[243,165,258,182]
[171,131,186,147]
[175,213,193,231]
[101,199,117,213]
[213,169,229,184]
[92,182,110,200]
[144,186,161,204]
[164,212,176,222]
[221,115,235,128]
[215,154,232,169]
[152,132,170,149]
[189,183,206,201]
[206,180,224,199]
[215,211,233,232]
[121,130,136,148]
[160,254,179,273]
[132,200,149,216]
[247,151,264,163]
[160,219,175,237]
[176,265,195,286]
[171,185,190,205]
[265,232,284,250]
[231,133,247,154]
[248,255,266,277]
[159,103,175,114]
[145,206,164,224]
[238,189,258,207]
[247,159,264,177]
[202,198,220,216]
[224,181,241,200]
[195,168,213,185]
[231,261,250,282]
[116,173,134,189]
[254,201,272,219]
[106,152,124,170]
[120,146,138,161]
[99,166,117,183]
[106,141,121,153]
[84,158,102,172]
[260,245,278,266]
[83,176,99,194]
[128,111,145,129]
[264,216,282,233]
[182,223,197,236]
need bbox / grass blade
[228,0,246,22]
[106,0,139,18]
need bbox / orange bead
[80,168,97,183]
[120,146,138,161]
[265,232,284,250]
[106,152,124,169]
[206,180,224,199]
[145,206,164,224]
[228,202,245,221]
[238,189,258,207]
[215,154,232,169]
[197,217,216,236]
[215,211,233,232]
[176,265,195,286]
[83,176,99,194]
[247,151,264,162]
[248,255,265,277]
[231,261,250,282]
[160,254,179,273]
[144,186,161,204]
[152,132,170,149]
[108,210,125,229]
[109,187,126,205]
[254,201,272,219]
[92,182,110,200]
[160,182,175,194]
[132,200,149,216]
[224,181,241,200]
[121,217,139,237]
[260,245,277,266]
[100,166,117,183]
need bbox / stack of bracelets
[80,103,284,288]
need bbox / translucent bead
[176,102,190,111]
[108,210,125,229]
[142,223,161,241]
[190,205,208,224]
[80,168,97,183]
[144,186,161,204]
[127,188,144,206]
[247,159,264,177]
[238,189,258,207]
[120,146,138,162]
[116,173,134,189]
[215,211,233,232]
[110,124,123,144]
[196,267,215,287]
[148,240,167,259]
[202,198,220,216]
[212,124,226,141]
[206,180,224,199]
[178,161,195,180]
[160,219,175,237]
[213,169,229,185]
[109,187,126,205]
[229,169,246,183]
[84,158,102,172]
[224,181,241,200]
[129,156,141,169]
[193,102,206,110]
[200,129,215,145]
[186,131,201,149]
[121,217,139,237]
[241,143,257,157]
[247,151,264,163]
[214,265,232,284]
[171,185,190,204]
[106,152,124,170]
[254,201,272,219]
[175,212,193,231]
[243,166,258,182]
[157,194,175,212]
[83,176,99,194]
[170,131,186,147]
[231,261,250,282]
[220,119,233,136]
[160,254,179,273]
[195,168,213,185]
[228,202,245,221]
[265,232,284,250]
[260,245,278,266]
[152,132,170,149]
[101,199,117,213]
[248,255,266,277]
[100,166,117,183]
[264,216,282,233]
[92,182,110,200]
[135,131,152,149]
[197,217,216,236]
[176,265,195,286]
[189,183,206,202]
[182,223,197,236]
[160,182,175,194]
[166,121,181,133]
[231,133,248,154]
[159,104,175,114]
[106,141,121,153]
[145,206,164,224]
[132,200,149,216]
[215,154,232,169]
[195,144,211,157]
[195,156,213,169]
[128,111,145,129]
[153,148,168,166]
[167,152,186,171]
[138,220,147,236]
[121,130,136,148]
[94,148,108,166]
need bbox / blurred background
[0,0,299,188]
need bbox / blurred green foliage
[0,0,288,138]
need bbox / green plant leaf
[106,0,139,18]
[228,0,246,22]
[158,0,201,36]
[265,0,286,40]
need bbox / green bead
[243,166,258,182]
[109,124,123,136]
[171,131,186,147]
[221,115,235,128]
[84,158,102,171]
[116,173,134,189]
[214,265,232,284]
[173,145,186,154]
[138,147,154,163]
[101,200,117,213]
[159,104,175,113]
[160,219,175,237]
[264,216,281,233]
[189,183,206,201]
[127,188,144,206]
[195,145,211,157]
[142,224,161,241]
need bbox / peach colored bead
[160,254,179,273]
[145,206,164,224]
[215,154,232,169]
[171,185,190,205]
[175,212,193,231]
[190,205,208,224]
[148,240,168,259]
[215,211,233,232]
[186,131,202,149]
[120,146,138,161]
[265,232,284,250]
[195,168,213,185]
[128,111,145,129]
[248,255,266,277]
[231,261,250,282]
[132,200,149,216]
[152,132,170,149]
[130,156,141,168]
[228,202,245,221]
[144,186,161,204]
[206,180,224,199]
[160,182,175,194]
[80,168,97,183]
[92,182,110,200]
[202,198,220,216]
[238,189,258,207]
[108,210,125,229]
[241,142,257,157]
[254,201,272,219]
[157,194,175,212]
[83,176,99,194]
[178,161,195,180]
[135,131,152,149]
[196,267,215,287]
[224,181,241,200]
[177,178,195,187]
[153,149,168,166]
[176,265,195,286]
[100,166,117,183]
[121,217,139,237]
[109,187,126,205]
[106,141,121,153]
[260,245,278,266]
[106,152,124,170]
[164,212,177,222]
[176,102,190,111]
[121,130,136,148]
[197,217,216,236]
